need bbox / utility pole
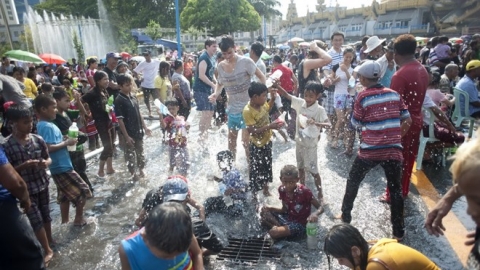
[0,1,14,50]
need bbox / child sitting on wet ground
[135,175,223,256]
[275,81,330,202]
[163,100,190,176]
[119,202,204,270]
[260,165,324,240]
[204,150,247,217]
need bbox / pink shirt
[426,89,448,106]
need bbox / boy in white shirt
[276,81,330,203]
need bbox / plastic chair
[451,87,475,138]
[416,107,449,170]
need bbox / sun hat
[356,60,381,79]
[466,60,480,72]
[162,176,189,202]
[364,36,386,53]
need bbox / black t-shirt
[103,67,119,98]
[114,92,144,139]
[82,88,110,126]
[53,113,72,135]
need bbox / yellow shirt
[154,75,171,102]
[367,238,440,270]
[22,78,37,99]
[243,102,272,148]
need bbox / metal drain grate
[217,237,281,265]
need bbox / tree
[145,20,162,41]
[72,31,85,64]
[248,0,282,43]
[181,0,261,37]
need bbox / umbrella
[131,56,145,63]
[260,51,271,60]
[276,44,290,50]
[288,37,304,43]
[120,52,131,58]
[39,53,66,64]
[4,50,45,64]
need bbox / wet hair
[205,37,217,48]
[41,83,53,94]
[117,74,133,86]
[62,79,71,85]
[159,61,170,78]
[33,94,56,113]
[273,55,282,64]
[361,36,370,46]
[93,70,108,86]
[144,202,192,254]
[304,81,324,95]
[426,41,432,46]
[439,36,449,43]
[52,89,69,101]
[330,31,345,41]
[430,72,441,86]
[430,36,440,47]
[6,104,32,122]
[12,66,25,74]
[290,55,298,61]
[324,224,369,270]
[219,35,235,52]
[87,58,97,65]
[216,52,223,60]
[173,60,183,70]
[217,150,234,164]
[393,34,417,56]
[280,165,299,178]
[251,42,264,57]
[165,100,179,107]
[248,82,267,98]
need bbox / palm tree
[248,0,282,43]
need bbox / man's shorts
[194,91,214,111]
[26,188,52,231]
[334,94,352,110]
[272,213,306,238]
[227,112,246,130]
[296,143,319,174]
[324,85,335,115]
[52,170,92,205]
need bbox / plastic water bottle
[67,122,79,151]
[306,222,318,249]
[348,76,356,88]
[266,70,283,88]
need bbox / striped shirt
[323,47,344,71]
[351,85,410,161]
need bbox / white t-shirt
[291,96,328,147]
[134,59,161,88]
[282,61,293,71]
[333,65,353,95]
[422,94,437,125]
[252,58,266,83]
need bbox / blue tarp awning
[155,39,181,51]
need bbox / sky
[279,0,374,18]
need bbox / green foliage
[72,31,85,63]
[145,20,162,41]
[248,0,282,20]
[181,0,261,36]
[19,27,35,53]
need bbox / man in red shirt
[272,55,298,139]
[383,34,429,202]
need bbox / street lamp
[175,0,182,57]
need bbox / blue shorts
[227,112,246,130]
[273,213,306,238]
[194,91,214,111]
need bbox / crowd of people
[0,30,479,270]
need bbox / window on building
[13,31,19,37]
[384,21,392,28]
[9,16,13,21]
[338,25,347,32]
[351,24,362,31]
[399,20,409,28]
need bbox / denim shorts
[227,112,246,130]
[194,91,214,111]
[273,213,306,238]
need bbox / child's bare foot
[73,219,87,227]
[97,171,105,178]
[44,251,54,267]
[139,170,146,178]
[106,169,116,175]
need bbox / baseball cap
[466,60,480,72]
[162,176,189,202]
[356,60,381,79]
[106,52,121,59]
